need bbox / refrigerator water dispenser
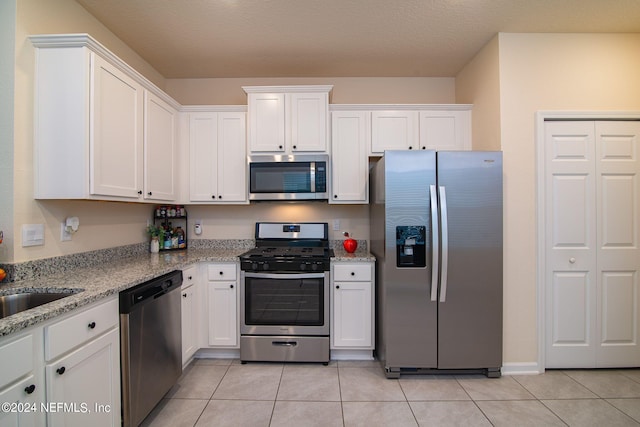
[396,226,426,267]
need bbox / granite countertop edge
[0,248,375,337]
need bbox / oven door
[241,271,330,336]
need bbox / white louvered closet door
[545,120,640,368]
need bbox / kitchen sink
[0,290,78,319]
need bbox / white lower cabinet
[181,266,198,366]
[331,262,375,350]
[0,329,45,427]
[206,263,239,348]
[44,297,120,427]
[45,328,120,427]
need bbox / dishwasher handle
[119,270,183,313]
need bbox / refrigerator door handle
[438,186,449,302]
[429,185,439,302]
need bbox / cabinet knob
[219,271,224,275]
[183,293,187,298]
[569,257,576,264]
[137,190,143,195]
[408,146,413,150]
[212,195,216,199]
[334,195,338,199]
[218,195,222,199]
[87,321,96,329]
[148,191,152,196]
[24,384,36,394]
[188,276,193,280]
[278,145,283,149]
[293,145,297,149]
[56,367,66,375]
[230,284,234,289]
[351,272,355,276]
[336,285,340,289]
[421,146,426,150]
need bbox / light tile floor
[141,359,640,426]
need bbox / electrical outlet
[60,223,72,241]
[333,219,340,231]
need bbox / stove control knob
[311,263,319,271]
[252,263,258,271]
[300,263,307,271]
[262,263,269,271]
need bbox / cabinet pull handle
[88,321,96,329]
[24,384,36,394]
[56,367,66,375]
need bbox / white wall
[0,0,16,263]
[457,32,640,368]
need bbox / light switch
[22,224,45,247]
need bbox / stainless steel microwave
[248,154,329,201]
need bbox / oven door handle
[243,272,326,279]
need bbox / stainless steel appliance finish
[248,154,329,201]
[239,222,332,363]
[370,150,503,378]
[120,270,183,427]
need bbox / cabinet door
[90,53,144,199]
[419,110,471,151]
[333,281,373,348]
[0,374,44,427]
[181,283,197,365]
[248,93,285,152]
[289,93,328,152]
[217,112,247,202]
[370,111,418,154]
[144,91,177,201]
[330,111,369,203]
[46,328,120,427]
[207,282,238,347]
[189,113,218,201]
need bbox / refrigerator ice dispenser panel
[396,225,426,267]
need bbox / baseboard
[501,362,543,375]
[330,349,375,360]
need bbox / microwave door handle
[310,162,316,193]
[429,185,439,302]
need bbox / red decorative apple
[343,232,358,253]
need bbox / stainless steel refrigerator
[370,150,502,378]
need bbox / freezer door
[380,150,438,368]
[436,151,503,369]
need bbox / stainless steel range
[239,222,333,364]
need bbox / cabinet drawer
[0,333,34,387]
[182,265,198,288]
[333,264,372,281]
[45,297,118,361]
[207,263,237,281]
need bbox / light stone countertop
[0,247,375,337]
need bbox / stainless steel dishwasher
[120,270,182,427]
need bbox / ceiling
[75,0,640,79]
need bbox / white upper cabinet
[189,111,247,203]
[144,91,178,201]
[371,110,419,153]
[31,34,181,202]
[419,110,471,151]
[244,86,332,154]
[367,106,472,155]
[330,111,369,204]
